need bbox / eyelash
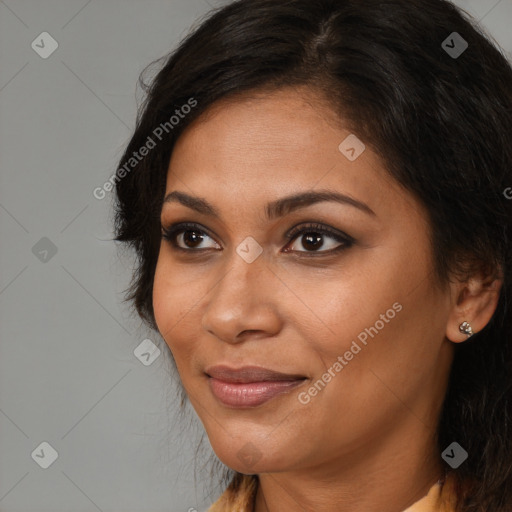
[161,222,354,256]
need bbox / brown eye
[181,229,205,248]
[298,232,324,251]
[161,223,220,251]
[284,223,353,254]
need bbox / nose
[201,248,282,344]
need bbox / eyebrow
[162,189,376,220]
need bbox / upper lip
[205,365,306,383]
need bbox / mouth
[205,365,307,408]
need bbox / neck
[253,421,444,512]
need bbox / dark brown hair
[113,0,512,509]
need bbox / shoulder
[207,473,258,512]
[405,474,458,512]
[207,473,459,512]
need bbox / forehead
[164,87,414,223]
[171,87,346,167]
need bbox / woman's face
[153,87,455,475]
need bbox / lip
[205,365,307,408]
[205,365,306,383]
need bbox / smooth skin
[153,86,502,512]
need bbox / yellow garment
[208,473,457,512]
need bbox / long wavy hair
[113,0,512,509]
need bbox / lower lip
[208,377,305,407]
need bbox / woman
[113,0,512,510]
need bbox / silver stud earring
[459,321,474,337]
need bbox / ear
[446,265,503,343]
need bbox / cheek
[152,256,190,352]
[302,264,399,350]
[152,255,171,336]
[311,254,433,380]
[152,254,205,364]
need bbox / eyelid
[285,222,354,244]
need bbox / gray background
[0,1,511,511]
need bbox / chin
[209,434,296,475]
